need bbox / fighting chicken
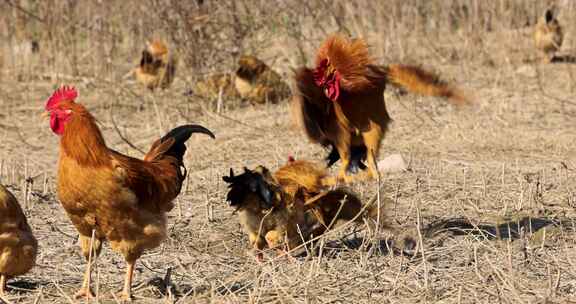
[223,159,379,260]
[44,86,215,300]
[134,40,177,91]
[292,34,469,182]
[235,55,290,104]
[0,185,37,297]
[534,7,563,63]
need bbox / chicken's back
[194,73,238,99]
[274,160,328,198]
[0,185,37,277]
[235,55,289,104]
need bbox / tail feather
[144,124,215,163]
[386,64,470,105]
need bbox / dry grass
[1,0,576,303]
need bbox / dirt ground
[0,57,576,304]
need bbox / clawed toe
[74,288,95,300]
[118,291,133,302]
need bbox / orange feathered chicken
[292,34,469,182]
[0,185,37,297]
[135,40,177,91]
[44,86,215,300]
[534,7,563,63]
[223,159,379,260]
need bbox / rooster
[223,160,380,260]
[292,34,469,182]
[534,7,563,63]
[0,185,37,297]
[134,40,177,91]
[235,55,290,104]
[44,86,215,300]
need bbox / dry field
[2,1,576,303]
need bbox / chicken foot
[75,232,99,299]
[0,274,6,297]
[119,260,136,302]
[75,260,96,299]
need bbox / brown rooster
[534,7,563,63]
[0,185,37,297]
[134,40,177,91]
[292,34,469,182]
[44,86,215,300]
[234,55,290,104]
[223,159,380,260]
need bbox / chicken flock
[0,5,567,302]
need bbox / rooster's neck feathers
[61,105,111,167]
[315,34,375,94]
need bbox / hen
[292,33,469,182]
[223,159,379,260]
[134,40,177,91]
[192,55,289,105]
[234,55,290,104]
[534,6,563,63]
[0,184,37,297]
[44,86,215,300]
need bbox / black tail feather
[161,124,215,162]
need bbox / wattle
[313,59,341,102]
[50,114,66,135]
[323,71,341,102]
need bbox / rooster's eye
[65,109,72,114]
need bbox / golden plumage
[235,55,290,104]
[50,96,214,300]
[223,160,371,260]
[193,73,239,100]
[0,185,37,297]
[534,7,563,63]
[134,40,177,91]
[292,33,469,183]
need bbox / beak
[41,111,50,120]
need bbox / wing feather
[291,67,333,146]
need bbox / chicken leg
[361,124,382,181]
[75,233,101,299]
[0,274,6,297]
[334,144,355,183]
[119,260,136,301]
[75,261,95,299]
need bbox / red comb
[45,86,78,110]
[288,156,295,162]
